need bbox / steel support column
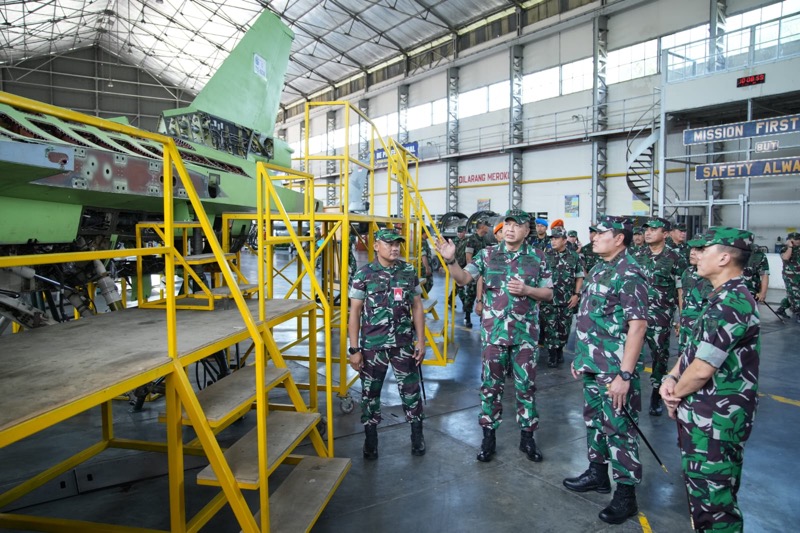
[326,110,337,207]
[510,151,523,210]
[299,120,306,173]
[509,46,524,146]
[397,85,409,215]
[358,99,370,206]
[446,68,460,212]
[710,0,727,72]
[591,15,609,221]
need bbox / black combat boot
[410,420,426,456]
[464,313,473,328]
[556,347,564,365]
[363,424,378,460]
[519,430,543,462]
[775,305,789,318]
[547,348,558,368]
[563,462,611,493]
[598,483,638,524]
[649,387,663,416]
[476,427,496,462]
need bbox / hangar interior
[1,0,799,532]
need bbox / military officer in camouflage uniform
[634,217,686,416]
[668,222,690,263]
[566,229,580,252]
[437,210,553,463]
[580,227,600,274]
[420,238,434,294]
[776,232,800,322]
[348,229,427,459]
[741,244,769,303]
[529,217,551,250]
[565,216,648,525]
[541,228,585,367]
[630,226,645,254]
[460,220,490,328]
[678,246,713,355]
[348,231,358,274]
[451,226,467,310]
[660,227,760,533]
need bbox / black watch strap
[348,347,361,355]
[618,371,632,381]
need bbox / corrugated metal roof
[0,0,519,107]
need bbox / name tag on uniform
[393,287,403,301]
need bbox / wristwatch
[618,371,632,381]
[348,347,361,355]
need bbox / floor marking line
[638,511,653,533]
[760,392,800,407]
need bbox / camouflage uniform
[349,258,424,426]
[678,265,713,354]
[529,234,551,251]
[540,242,584,352]
[740,247,769,299]
[634,232,686,391]
[573,218,649,486]
[451,234,466,309]
[464,239,553,431]
[348,233,358,274]
[777,236,800,316]
[670,241,690,264]
[420,239,433,294]
[675,231,760,533]
[459,231,487,317]
[566,230,580,252]
[580,241,600,275]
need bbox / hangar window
[459,87,488,119]
[488,81,510,111]
[432,99,447,125]
[607,39,658,84]
[408,103,432,129]
[522,66,559,103]
[561,57,593,94]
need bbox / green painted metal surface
[0,197,81,244]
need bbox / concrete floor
[1,253,798,532]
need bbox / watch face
[620,371,632,381]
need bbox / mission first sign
[683,113,800,145]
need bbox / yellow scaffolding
[0,91,348,532]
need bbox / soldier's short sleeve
[759,254,770,274]
[620,267,648,322]
[349,266,367,301]
[694,295,748,369]
[463,248,486,280]
[574,253,585,279]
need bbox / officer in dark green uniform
[566,229,580,252]
[348,229,427,459]
[677,245,713,355]
[741,244,769,303]
[580,227,600,273]
[565,216,648,525]
[540,228,584,367]
[630,226,645,255]
[461,220,490,328]
[668,222,690,264]
[661,227,760,533]
[776,231,800,322]
[529,217,551,250]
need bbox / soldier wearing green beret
[776,232,800,322]
[437,209,553,464]
[565,215,649,525]
[660,227,760,533]
[348,229,427,459]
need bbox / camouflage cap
[672,222,687,231]
[788,231,800,239]
[456,225,467,232]
[633,226,643,235]
[505,209,531,224]
[687,226,754,251]
[374,228,405,242]
[567,230,578,237]
[643,216,671,230]
[590,215,633,233]
[550,228,567,238]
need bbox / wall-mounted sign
[683,113,800,145]
[374,141,419,162]
[477,198,491,211]
[755,140,780,153]
[457,170,509,185]
[736,73,765,87]
[564,195,580,218]
[695,156,800,180]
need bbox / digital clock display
[737,73,766,87]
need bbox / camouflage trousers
[422,276,433,295]
[644,310,675,389]
[678,422,745,533]
[582,373,642,484]
[456,279,477,313]
[539,302,573,350]
[359,345,423,425]
[777,273,800,314]
[479,341,539,431]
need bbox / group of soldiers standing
[345,210,795,531]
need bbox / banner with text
[683,113,800,145]
[458,170,509,185]
[695,156,800,180]
[374,141,419,161]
